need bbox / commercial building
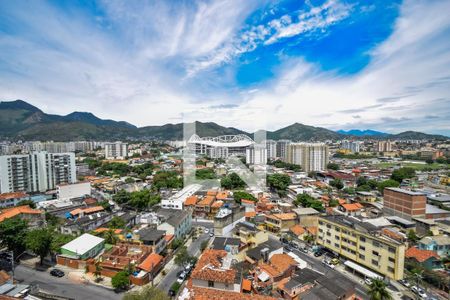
[246,144,267,165]
[104,142,128,159]
[317,215,405,280]
[187,134,254,159]
[59,233,105,259]
[276,140,291,160]
[286,143,329,172]
[383,187,426,220]
[160,183,201,210]
[57,181,91,201]
[0,152,76,193]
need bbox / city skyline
[1,0,449,135]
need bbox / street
[157,221,213,293]
[14,264,122,300]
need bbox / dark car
[314,251,324,257]
[168,290,176,297]
[50,269,65,277]
[299,247,308,253]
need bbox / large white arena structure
[187,134,255,158]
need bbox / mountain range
[0,100,447,141]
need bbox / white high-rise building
[0,151,76,193]
[265,140,277,160]
[276,139,291,160]
[105,142,128,159]
[377,141,392,152]
[341,140,361,153]
[246,145,267,165]
[286,143,329,172]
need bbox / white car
[204,228,209,234]
[418,289,427,299]
[364,278,373,285]
[177,271,187,283]
[411,286,419,293]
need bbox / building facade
[276,140,291,160]
[104,142,128,159]
[286,143,329,172]
[341,140,361,153]
[0,151,76,193]
[383,188,426,220]
[317,216,405,280]
[246,145,267,165]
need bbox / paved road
[158,223,213,293]
[14,265,122,300]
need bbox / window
[388,257,395,263]
[373,241,380,247]
[359,254,365,260]
[335,235,340,240]
[371,259,378,266]
[388,247,395,253]
[360,237,366,242]
[335,227,340,232]
[326,224,331,229]
[335,243,340,248]
[208,281,214,287]
[372,251,379,256]
[359,246,365,251]
[388,267,395,273]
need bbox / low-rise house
[289,224,307,240]
[195,195,215,218]
[157,208,192,239]
[277,268,321,300]
[233,221,268,248]
[292,207,319,227]
[69,205,104,217]
[339,203,363,216]
[137,228,167,254]
[299,269,356,300]
[356,191,376,202]
[57,233,105,267]
[0,192,30,208]
[61,211,114,235]
[418,235,450,257]
[246,239,283,265]
[0,205,44,227]
[253,254,297,289]
[265,213,297,233]
[405,247,442,270]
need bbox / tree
[425,158,434,165]
[109,216,126,229]
[377,179,400,194]
[51,233,76,254]
[103,229,118,245]
[233,191,256,204]
[267,174,291,195]
[356,176,367,187]
[391,167,415,183]
[294,194,324,212]
[16,200,36,208]
[220,173,246,189]
[113,189,131,204]
[327,162,339,170]
[93,260,103,282]
[407,229,419,244]
[26,228,53,265]
[0,218,28,255]
[200,240,209,252]
[329,199,339,207]
[45,212,60,226]
[123,286,170,300]
[195,168,216,180]
[367,278,392,300]
[174,246,193,268]
[330,179,344,190]
[111,271,130,290]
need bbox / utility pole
[11,251,14,283]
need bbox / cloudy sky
[0,0,449,135]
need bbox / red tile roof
[0,192,29,201]
[185,195,199,206]
[290,224,306,236]
[139,253,163,272]
[341,203,363,211]
[406,247,440,262]
[191,249,235,284]
[0,205,42,223]
[188,286,275,300]
[245,212,256,218]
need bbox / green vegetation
[367,278,392,300]
[377,162,448,171]
[111,271,130,290]
[109,216,126,229]
[407,229,419,244]
[113,189,161,210]
[195,168,216,179]
[97,162,130,176]
[334,152,376,159]
[233,191,256,204]
[123,286,170,300]
[83,157,103,170]
[326,162,339,170]
[25,228,53,265]
[131,162,154,180]
[0,218,28,255]
[221,173,246,190]
[152,171,183,190]
[391,167,416,183]
[51,233,76,254]
[377,179,400,194]
[269,160,302,172]
[294,194,324,211]
[174,246,195,268]
[16,199,36,208]
[169,282,182,296]
[330,178,344,190]
[267,173,291,197]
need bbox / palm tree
[93,260,103,282]
[367,278,392,300]
[103,229,118,245]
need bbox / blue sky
[0,0,449,135]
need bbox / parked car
[284,245,294,252]
[204,228,209,234]
[50,269,65,277]
[177,271,187,283]
[323,260,335,269]
[418,289,427,299]
[299,247,308,253]
[209,232,214,237]
[411,286,419,294]
[399,279,410,287]
[314,251,324,257]
[364,278,373,285]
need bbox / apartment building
[383,187,426,220]
[276,140,291,160]
[265,213,297,233]
[265,140,277,160]
[317,215,405,280]
[0,151,76,193]
[104,142,128,159]
[377,141,392,152]
[286,143,329,172]
[246,144,267,165]
[341,140,361,153]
